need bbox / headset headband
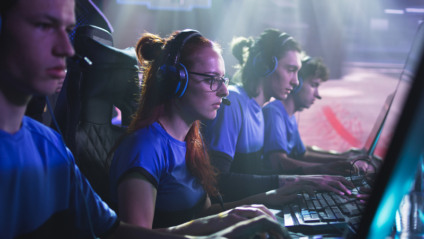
[157,29,202,98]
[165,29,201,65]
[278,33,294,48]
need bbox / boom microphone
[222,98,231,106]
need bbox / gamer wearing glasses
[202,29,354,203]
[109,30,304,235]
[0,0,290,238]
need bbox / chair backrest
[55,25,140,205]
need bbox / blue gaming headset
[292,56,312,95]
[252,32,294,78]
[156,29,201,98]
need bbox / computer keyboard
[276,191,365,235]
[275,175,372,235]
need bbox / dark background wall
[90,0,424,79]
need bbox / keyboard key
[282,190,365,231]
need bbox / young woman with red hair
[109,30,291,232]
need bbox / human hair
[298,57,330,82]
[128,31,219,196]
[231,29,302,97]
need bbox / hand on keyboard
[350,157,376,174]
[340,190,368,204]
[354,186,371,203]
[209,214,292,239]
[279,175,354,196]
[227,204,278,220]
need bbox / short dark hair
[231,29,302,97]
[298,57,329,82]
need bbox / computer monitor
[355,22,424,239]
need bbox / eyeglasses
[188,72,229,91]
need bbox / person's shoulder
[227,84,242,96]
[125,123,160,142]
[120,123,171,150]
[228,84,241,94]
[263,100,288,121]
[263,99,283,111]
[21,117,68,156]
[23,116,61,141]
[227,85,250,105]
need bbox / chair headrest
[75,25,113,47]
[74,25,137,68]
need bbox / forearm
[160,220,210,237]
[217,172,279,202]
[210,151,279,202]
[304,148,348,163]
[163,212,244,237]
[202,195,267,216]
[267,152,320,174]
[210,177,305,210]
[106,222,189,239]
[165,211,289,239]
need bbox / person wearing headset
[202,29,355,203]
[0,0,290,238]
[263,56,354,175]
[109,29,312,232]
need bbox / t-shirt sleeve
[111,131,166,190]
[263,103,289,154]
[70,156,119,237]
[263,103,306,157]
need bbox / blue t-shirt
[0,116,117,239]
[109,122,206,227]
[203,85,264,173]
[263,100,306,158]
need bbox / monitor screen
[356,22,424,239]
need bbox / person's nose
[53,29,75,58]
[217,82,229,98]
[291,74,299,88]
[315,89,322,100]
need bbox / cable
[348,157,377,193]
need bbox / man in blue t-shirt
[203,31,357,204]
[263,57,353,176]
[0,0,291,238]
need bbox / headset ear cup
[157,64,177,96]
[157,63,189,98]
[292,76,303,95]
[174,63,189,98]
[252,53,278,77]
[158,29,200,98]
